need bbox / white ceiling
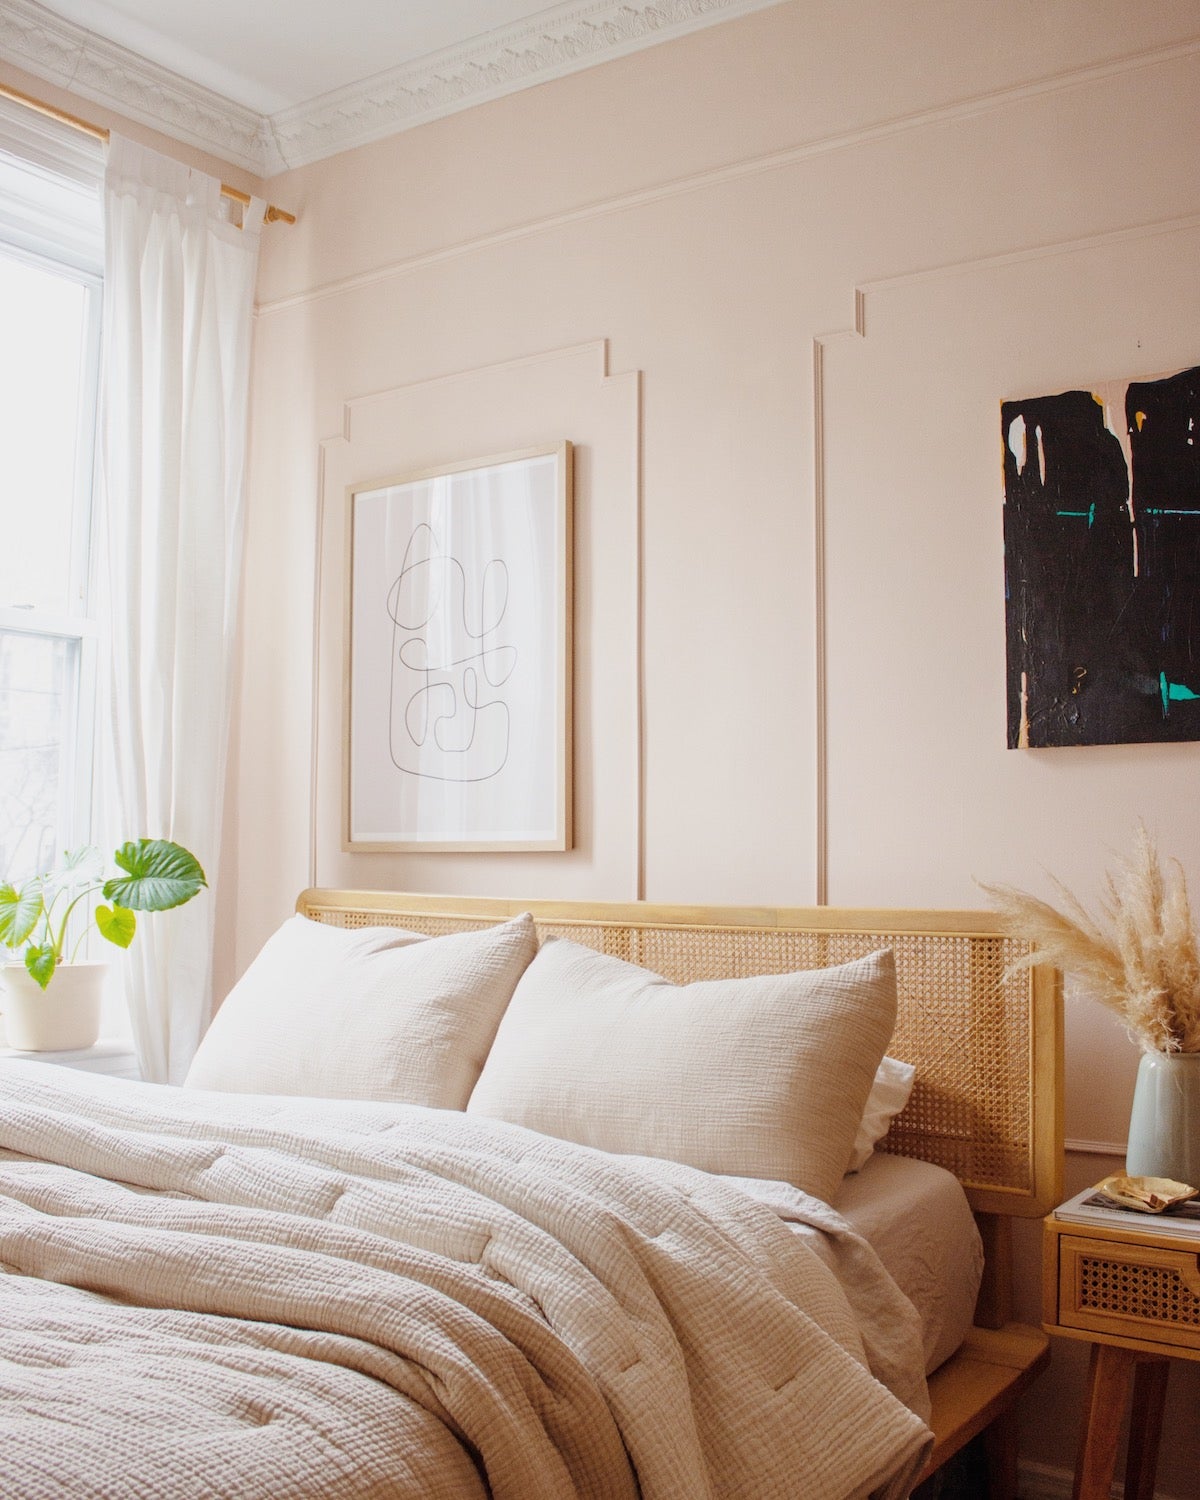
[0,0,785,174]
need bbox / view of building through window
[0,632,75,881]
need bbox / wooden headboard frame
[297,890,1063,1220]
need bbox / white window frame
[0,100,104,873]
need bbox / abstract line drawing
[346,443,572,851]
[386,522,517,782]
[1002,364,1200,748]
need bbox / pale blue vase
[1126,1050,1200,1185]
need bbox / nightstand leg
[1073,1344,1136,1500]
[1123,1356,1169,1500]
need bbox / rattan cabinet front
[1044,1221,1200,1361]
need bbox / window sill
[1,1037,140,1079]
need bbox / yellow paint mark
[1135,411,1147,430]
[1018,671,1030,749]
[1092,392,1105,406]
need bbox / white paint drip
[1007,413,1027,475]
[1035,423,1046,485]
[1098,385,1139,579]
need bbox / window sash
[0,101,103,876]
[0,94,103,278]
[0,629,93,881]
[0,607,98,641]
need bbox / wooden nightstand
[1044,1210,1200,1499]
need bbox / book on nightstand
[1054,1183,1200,1238]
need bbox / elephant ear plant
[0,839,206,990]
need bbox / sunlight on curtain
[95,135,264,1083]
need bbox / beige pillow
[185,912,536,1106]
[467,937,897,1203]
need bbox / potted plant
[984,826,1200,1184]
[0,839,206,1051]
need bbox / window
[0,102,103,885]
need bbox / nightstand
[1044,1210,1200,1499]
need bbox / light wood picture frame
[345,443,573,852]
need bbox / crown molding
[0,0,267,173]
[262,0,786,172]
[0,0,786,177]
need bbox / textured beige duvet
[0,1060,932,1499]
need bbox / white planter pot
[1,960,106,1051]
[1126,1050,1200,1185]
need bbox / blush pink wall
[234,2,1200,1488]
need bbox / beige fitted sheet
[729,1151,982,1377]
[833,1152,984,1374]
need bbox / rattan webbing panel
[296,890,1063,1217]
[1078,1253,1200,1330]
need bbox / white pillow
[847,1055,916,1173]
[467,937,897,1204]
[185,913,536,1107]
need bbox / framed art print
[345,442,572,850]
[1001,364,1200,747]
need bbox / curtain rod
[0,79,296,225]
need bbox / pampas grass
[982,826,1200,1055]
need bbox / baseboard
[1019,1459,1074,1499]
[1019,1456,1186,1499]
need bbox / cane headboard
[296,890,1063,1219]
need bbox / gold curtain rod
[0,79,295,224]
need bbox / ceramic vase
[1125,1049,1200,1186]
[1,961,106,1051]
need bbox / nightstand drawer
[1057,1233,1200,1355]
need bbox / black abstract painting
[1002,364,1200,747]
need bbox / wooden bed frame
[297,889,1064,1498]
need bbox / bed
[0,889,1062,1499]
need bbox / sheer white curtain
[95,135,264,1083]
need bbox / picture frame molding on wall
[343,441,573,852]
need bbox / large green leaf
[102,840,207,912]
[24,944,56,990]
[0,880,45,947]
[95,903,136,949]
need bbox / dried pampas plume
[981,826,1200,1055]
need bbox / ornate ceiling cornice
[0,0,267,173]
[0,0,785,177]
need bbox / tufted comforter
[0,1059,932,1499]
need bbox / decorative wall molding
[809,209,1200,903]
[861,210,1200,299]
[0,0,787,176]
[308,340,645,896]
[1066,1137,1125,1157]
[254,36,1200,316]
[810,291,866,906]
